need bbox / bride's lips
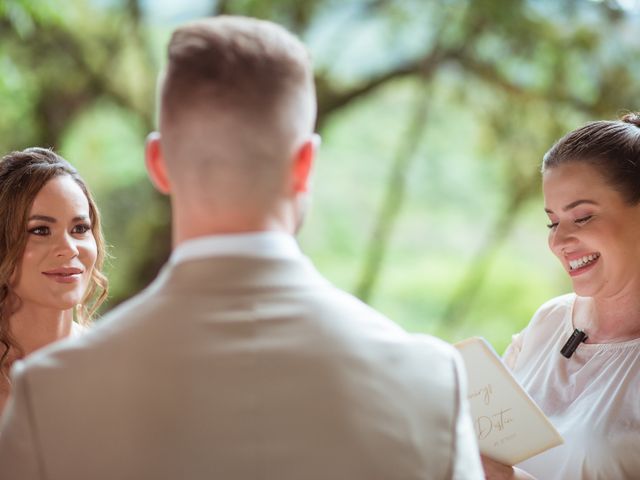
[42,267,84,284]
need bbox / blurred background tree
[1,0,638,351]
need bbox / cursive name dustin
[475,408,514,439]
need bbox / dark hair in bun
[621,112,640,127]
[542,112,640,204]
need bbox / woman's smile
[42,266,85,284]
[565,252,601,276]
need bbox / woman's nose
[550,222,577,253]
[55,233,79,258]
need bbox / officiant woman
[484,113,640,479]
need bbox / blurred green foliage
[1,0,639,353]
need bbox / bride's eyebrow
[28,215,90,223]
[544,199,599,214]
[28,215,56,223]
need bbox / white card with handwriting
[455,337,563,465]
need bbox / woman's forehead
[543,163,605,192]
[542,163,626,210]
[29,175,89,215]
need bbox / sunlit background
[2,0,639,351]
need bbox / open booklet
[454,337,563,466]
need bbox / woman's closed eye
[575,215,593,225]
[546,215,593,229]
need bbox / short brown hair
[543,112,640,204]
[162,16,313,121]
[0,148,108,378]
[159,16,316,202]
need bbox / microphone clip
[560,328,588,358]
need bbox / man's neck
[171,206,295,248]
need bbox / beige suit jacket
[0,256,482,479]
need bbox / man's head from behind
[146,16,318,241]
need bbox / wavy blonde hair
[0,148,108,379]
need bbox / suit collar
[154,255,331,294]
[170,232,302,266]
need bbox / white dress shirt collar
[170,231,303,265]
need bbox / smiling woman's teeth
[569,253,600,271]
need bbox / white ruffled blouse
[504,294,640,480]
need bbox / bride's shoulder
[70,321,90,338]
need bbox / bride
[0,147,107,413]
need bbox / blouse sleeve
[502,294,573,372]
[502,330,525,371]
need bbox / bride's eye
[28,226,50,236]
[72,223,92,234]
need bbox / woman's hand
[481,455,536,480]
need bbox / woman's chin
[571,280,601,298]
[569,270,603,297]
[49,294,85,312]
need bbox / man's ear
[292,133,320,194]
[145,132,171,195]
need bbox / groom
[0,16,482,479]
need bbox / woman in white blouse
[0,148,107,414]
[483,113,640,480]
